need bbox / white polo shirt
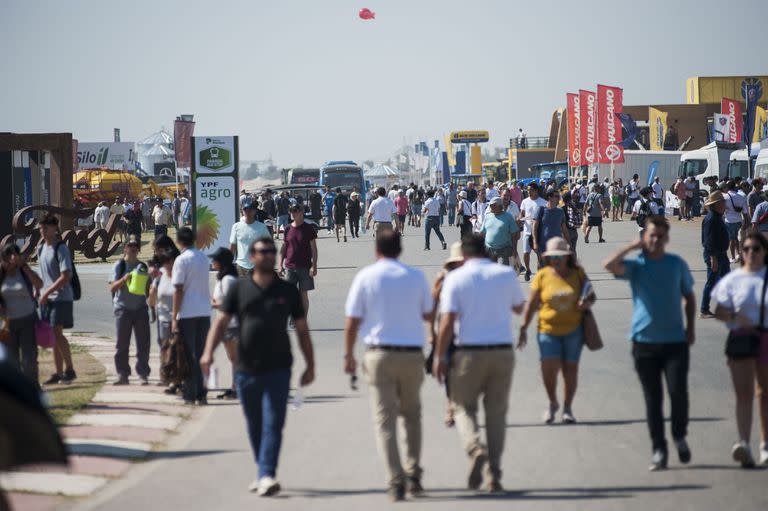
[345,258,433,347]
[423,197,441,217]
[368,196,396,222]
[440,259,524,346]
[171,247,212,319]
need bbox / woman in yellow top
[519,237,596,424]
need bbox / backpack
[636,200,651,227]
[624,183,633,196]
[38,241,81,301]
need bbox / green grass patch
[39,343,106,425]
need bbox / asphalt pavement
[67,217,767,511]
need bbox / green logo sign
[199,146,231,171]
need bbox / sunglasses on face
[548,255,565,261]
[250,248,277,255]
[743,245,764,254]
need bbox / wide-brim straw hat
[542,237,573,257]
[704,190,725,207]
[444,242,464,267]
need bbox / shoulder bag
[725,269,768,359]
[579,270,603,351]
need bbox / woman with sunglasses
[519,237,596,424]
[711,232,768,467]
[532,190,570,257]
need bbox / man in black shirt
[700,191,730,317]
[309,189,323,221]
[201,236,315,497]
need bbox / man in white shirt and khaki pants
[434,234,525,493]
[344,231,434,502]
[366,186,397,237]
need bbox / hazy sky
[2,0,767,166]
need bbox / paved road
[68,219,767,511]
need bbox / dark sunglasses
[743,245,764,254]
[548,255,566,261]
[250,248,277,255]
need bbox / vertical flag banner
[444,134,456,167]
[721,97,743,143]
[579,89,597,165]
[742,78,763,148]
[755,106,768,143]
[566,93,582,166]
[174,119,196,169]
[649,107,668,151]
[712,113,732,142]
[597,85,624,163]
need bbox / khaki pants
[363,350,424,486]
[449,348,515,481]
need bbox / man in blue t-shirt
[604,215,696,472]
[322,186,336,232]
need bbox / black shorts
[44,301,74,329]
[587,216,603,227]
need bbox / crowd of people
[4,171,768,502]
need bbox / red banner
[566,93,582,166]
[173,120,195,169]
[721,97,743,143]
[72,139,79,171]
[579,90,597,165]
[597,84,624,163]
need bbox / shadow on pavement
[505,416,725,428]
[147,449,237,460]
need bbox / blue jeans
[448,206,456,226]
[236,369,291,478]
[701,251,730,313]
[424,216,445,248]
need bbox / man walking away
[344,231,433,501]
[604,216,695,471]
[457,191,473,238]
[632,187,660,238]
[481,197,518,265]
[366,187,396,238]
[700,191,730,318]
[583,184,605,243]
[230,198,270,277]
[201,236,315,497]
[108,236,151,385]
[332,187,349,242]
[562,192,582,257]
[423,189,447,251]
[38,214,77,385]
[724,181,747,263]
[279,204,318,316]
[433,234,525,492]
[172,227,212,405]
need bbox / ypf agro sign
[194,136,235,173]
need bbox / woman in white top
[148,236,180,392]
[712,232,768,468]
[471,189,488,233]
[210,247,240,400]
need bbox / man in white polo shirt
[366,186,396,237]
[422,189,447,251]
[344,230,433,502]
[433,234,525,493]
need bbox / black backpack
[38,241,81,301]
[636,200,651,228]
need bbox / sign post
[190,136,239,254]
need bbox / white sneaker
[759,444,768,466]
[732,441,755,468]
[256,476,281,497]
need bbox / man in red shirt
[278,204,318,314]
[394,190,409,235]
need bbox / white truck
[755,148,768,180]
[678,141,744,188]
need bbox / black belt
[367,345,422,352]
[455,344,513,351]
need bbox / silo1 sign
[191,136,239,254]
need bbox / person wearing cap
[457,190,473,237]
[279,203,318,316]
[423,189,447,251]
[724,180,748,264]
[366,187,397,237]
[108,235,152,386]
[519,237,595,424]
[347,191,362,238]
[426,242,465,427]
[604,215,695,471]
[701,190,731,317]
[344,231,434,501]
[632,187,660,238]
[433,234,525,493]
[230,197,271,277]
[152,197,172,240]
[481,196,518,266]
[123,200,145,249]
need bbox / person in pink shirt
[394,190,409,235]
[509,180,523,207]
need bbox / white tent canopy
[366,165,400,178]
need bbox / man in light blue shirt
[604,215,696,472]
[230,198,270,276]
[481,197,519,266]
